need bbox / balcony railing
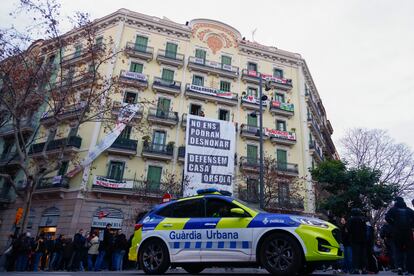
[29,136,82,155]
[269,100,294,117]
[275,162,299,175]
[37,176,69,189]
[307,115,324,143]
[124,42,154,61]
[107,137,138,156]
[40,103,86,125]
[112,101,143,121]
[187,57,239,79]
[156,49,184,68]
[147,108,179,127]
[119,70,149,89]
[309,140,324,162]
[0,119,37,137]
[51,72,94,91]
[61,45,104,67]
[142,142,174,161]
[185,84,238,106]
[152,77,181,96]
[241,69,293,90]
[240,124,269,141]
[240,95,267,111]
[239,156,259,172]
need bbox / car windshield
[233,198,266,213]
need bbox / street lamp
[250,74,271,209]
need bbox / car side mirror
[230,208,245,216]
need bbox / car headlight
[292,217,329,228]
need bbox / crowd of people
[333,197,414,275]
[0,223,131,272]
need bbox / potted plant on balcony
[142,135,151,148]
[166,141,175,154]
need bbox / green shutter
[192,75,204,86]
[247,87,258,98]
[165,43,177,59]
[247,145,258,164]
[57,161,69,176]
[135,35,148,52]
[195,49,206,60]
[221,56,231,66]
[129,62,143,73]
[220,81,230,92]
[275,93,285,103]
[108,161,124,181]
[157,98,171,117]
[161,69,174,82]
[147,166,162,190]
[153,131,166,146]
[277,149,287,170]
[247,115,258,126]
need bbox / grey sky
[1,0,413,151]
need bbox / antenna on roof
[251,28,257,42]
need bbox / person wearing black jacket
[71,229,86,271]
[385,197,414,275]
[94,223,112,271]
[339,217,352,273]
[48,234,64,271]
[346,208,367,274]
[112,230,128,271]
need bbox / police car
[128,189,342,275]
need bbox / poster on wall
[183,114,236,196]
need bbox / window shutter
[161,69,174,82]
[135,36,148,52]
[165,43,177,59]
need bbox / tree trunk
[19,178,34,235]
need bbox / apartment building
[0,9,336,246]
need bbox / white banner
[92,217,122,229]
[93,175,133,189]
[66,103,139,177]
[183,115,236,196]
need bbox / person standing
[33,233,46,271]
[112,230,128,271]
[71,229,86,271]
[347,208,367,274]
[339,216,352,273]
[15,233,32,271]
[87,231,99,271]
[385,197,414,275]
[49,234,64,271]
[94,223,112,271]
[60,237,73,271]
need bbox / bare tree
[0,0,151,233]
[340,128,414,195]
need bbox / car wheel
[259,232,302,275]
[139,239,170,275]
[182,264,205,274]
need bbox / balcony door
[276,149,287,171]
[147,165,162,191]
[107,161,125,181]
[152,131,166,151]
[119,126,132,140]
[247,114,257,127]
[247,178,259,203]
[195,49,206,63]
[165,42,177,59]
[161,68,174,83]
[247,144,258,165]
[247,62,257,72]
[156,98,171,118]
[135,35,148,52]
[130,62,143,73]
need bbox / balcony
[240,124,269,141]
[269,101,294,117]
[29,136,82,158]
[147,108,179,127]
[185,84,238,106]
[61,45,103,68]
[274,162,299,176]
[0,152,20,167]
[0,119,36,138]
[309,140,324,163]
[111,101,143,122]
[178,146,185,163]
[241,69,293,90]
[187,57,239,80]
[51,72,94,91]
[124,42,153,61]
[107,137,138,156]
[36,176,69,190]
[267,129,297,146]
[152,77,181,96]
[40,103,86,126]
[119,70,149,90]
[307,116,324,144]
[91,176,181,198]
[156,50,184,68]
[240,95,267,111]
[239,157,259,173]
[142,142,174,162]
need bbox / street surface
[0,269,401,275]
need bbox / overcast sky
[1,0,413,151]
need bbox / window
[247,62,257,72]
[47,129,57,143]
[192,75,204,86]
[220,81,231,92]
[130,62,143,73]
[218,109,229,121]
[273,68,283,78]
[95,37,103,46]
[68,127,78,137]
[57,161,69,176]
[107,161,125,181]
[165,42,177,59]
[124,92,137,104]
[119,126,131,139]
[277,149,288,170]
[206,198,247,218]
[161,68,174,82]
[195,49,206,61]
[276,120,286,131]
[156,98,171,118]
[247,114,257,126]
[247,145,258,164]
[247,178,259,202]
[158,198,204,218]
[247,87,258,98]
[74,45,82,58]
[189,104,202,116]
[152,131,166,150]
[278,183,290,204]
[274,93,285,103]
[221,55,232,67]
[135,35,148,52]
[147,165,162,190]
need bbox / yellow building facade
[0,9,336,244]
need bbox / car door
[199,197,253,262]
[155,198,204,263]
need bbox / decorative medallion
[192,23,239,54]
